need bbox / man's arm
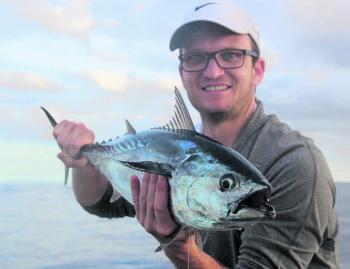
[71,165,109,206]
[53,119,136,219]
[53,120,109,205]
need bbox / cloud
[260,68,350,124]
[85,70,128,92]
[84,68,180,93]
[130,0,158,14]
[286,0,350,37]
[257,1,350,124]
[94,18,119,29]
[284,0,350,67]
[0,70,60,91]
[91,50,128,64]
[68,69,190,138]
[2,0,93,38]
[0,106,50,142]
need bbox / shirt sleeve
[81,181,136,218]
[236,144,336,269]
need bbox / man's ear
[252,57,265,87]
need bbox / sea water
[0,182,348,269]
[0,182,171,269]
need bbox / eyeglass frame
[178,48,258,72]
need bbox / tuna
[42,87,275,242]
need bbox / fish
[41,87,276,250]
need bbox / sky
[0,0,349,183]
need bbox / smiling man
[176,24,263,147]
[52,1,339,268]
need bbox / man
[53,1,339,268]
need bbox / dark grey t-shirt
[83,101,339,269]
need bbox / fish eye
[220,174,236,191]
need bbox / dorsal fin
[125,119,136,134]
[157,87,195,131]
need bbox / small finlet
[41,106,57,127]
[125,119,136,134]
[64,166,69,185]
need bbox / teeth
[204,85,229,91]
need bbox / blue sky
[0,0,349,183]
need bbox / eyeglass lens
[181,49,246,72]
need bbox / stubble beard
[201,109,236,125]
[198,84,256,126]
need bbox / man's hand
[130,173,179,243]
[53,120,95,168]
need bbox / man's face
[179,30,265,122]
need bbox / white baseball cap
[169,0,260,52]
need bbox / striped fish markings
[42,88,276,250]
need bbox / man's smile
[202,85,232,92]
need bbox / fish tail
[40,106,57,127]
[41,106,70,185]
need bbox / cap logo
[194,2,217,12]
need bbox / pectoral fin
[110,189,122,203]
[118,161,173,177]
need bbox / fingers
[138,172,151,224]
[130,173,178,239]
[145,173,158,225]
[154,175,173,225]
[130,175,141,219]
[53,120,95,168]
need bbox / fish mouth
[230,189,276,219]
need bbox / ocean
[0,182,348,269]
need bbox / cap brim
[170,21,200,51]
[169,20,245,51]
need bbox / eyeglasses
[179,49,258,72]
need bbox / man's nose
[202,58,225,79]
